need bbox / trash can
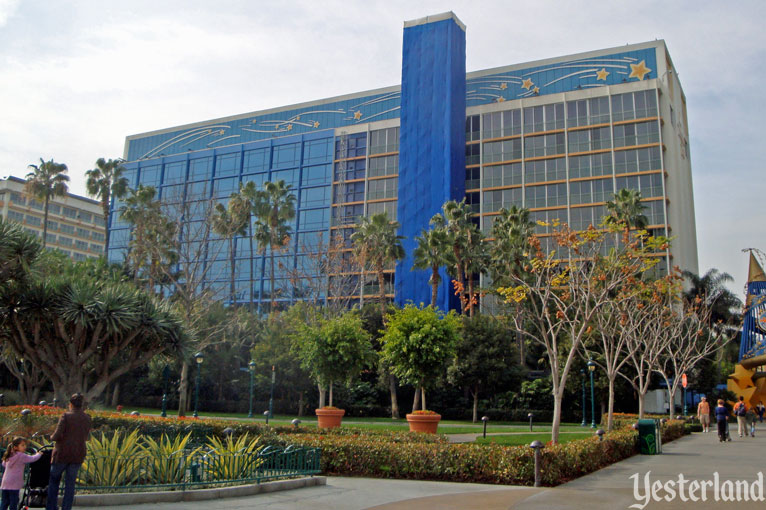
[637,419,662,454]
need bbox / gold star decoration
[533,86,540,94]
[499,82,508,90]
[629,60,652,81]
[353,110,362,120]
[218,129,225,135]
[313,121,320,128]
[295,115,301,121]
[496,97,505,103]
[286,124,293,131]
[251,119,257,125]
[522,78,533,90]
[596,68,609,81]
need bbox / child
[1,437,42,510]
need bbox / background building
[0,176,106,260]
[113,12,698,311]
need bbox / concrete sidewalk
[93,426,766,510]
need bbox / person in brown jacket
[46,393,91,510]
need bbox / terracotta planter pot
[406,413,441,433]
[315,408,345,428]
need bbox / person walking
[46,393,91,510]
[1,437,42,510]
[697,397,711,433]
[734,396,748,438]
[715,399,729,443]
[746,406,757,437]
[757,401,765,423]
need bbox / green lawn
[474,431,595,446]
[98,405,587,435]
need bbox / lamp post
[193,352,204,418]
[161,364,170,418]
[248,361,256,418]
[481,416,489,439]
[587,359,596,429]
[18,357,24,400]
[581,368,587,427]
[268,365,275,420]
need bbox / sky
[0,0,763,294]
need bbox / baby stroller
[21,447,52,509]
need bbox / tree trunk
[111,381,121,408]
[229,237,236,305]
[298,392,304,417]
[249,221,254,308]
[328,382,333,407]
[42,196,49,248]
[421,387,427,412]
[516,329,525,367]
[102,197,110,257]
[377,265,386,314]
[318,383,326,408]
[431,266,439,308]
[178,361,190,417]
[607,375,615,431]
[638,391,646,419]
[668,387,676,418]
[551,390,563,443]
[472,386,479,423]
[467,272,475,317]
[31,387,40,406]
[270,247,276,312]
[412,387,421,413]
[389,374,399,419]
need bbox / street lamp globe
[587,359,596,372]
[195,352,204,364]
[248,361,256,372]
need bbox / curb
[73,476,327,506]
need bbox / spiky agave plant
[201,433,265,482]
[78,430,145,488]
[141,432,200,486]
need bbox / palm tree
[412,222,453,307]
[683,269,742,327]
[0,216,42,287]
[85,157,129,255]
[237,182,258,307]
[351,212,405,313]
[120,185,163,284]
[25,158,70,248]
[605,188,648,233]
[211,196,249,305]
[438,199,479,315]
[489,206,536,287]
[252,180,297,312]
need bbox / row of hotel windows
[467,146,662,189]
[6,192,105,226]
[5,211,105,241]
[12,222,102,253]
[468,120,660,164]
[467,90,659,141]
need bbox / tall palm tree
[211,195,249,305]
[252,180,296,312]
[683,269,742,326]
[120,185,163,284]
[489,205,536,287]
[25,158,70,248]
[438,199,478,314]
[237,182,258,307]
[85,157,129,255]
[605,188,648,233]
[412,222,453,307]
[351,212,405,313]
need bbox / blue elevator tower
[395,12,466,311]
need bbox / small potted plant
[380,304,460,433]
[294,312,373,429]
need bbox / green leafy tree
[412,223,453,307]
[448,314,522,422]
[604,188,648,233]
[85,157,129,255]
[25,158,70,248]
[351,212,405,313]
[294,312,374,407]
[488,206,535,287]
[250,180,296,311]
[380,304,461,411]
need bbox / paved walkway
[95,426,766,510]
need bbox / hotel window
[525,183,566,209]
[332,204,363,226]
[465,115,480,142]
[567,96,610,128]
[10,192,25,205]
[48,204,61,215]
[76,227,90,239]
[614,146,662,174]
[301,186,331,207]
[271,168,299,188]
[243,148,270,174]
[94,216,106,227]
[483,188,522,213]
[60,224,75,235]
[367,178,397,201]
[213,178,238,198]
[92,232,105,242]
[465,192,480,213]
[186,181,210,200]
[272,143,301,169]
[570,179,613,205]
[140,165,162,187]
[482,163,522,188]
[466,144,480,166]
[613,121,660,148]
[570,205,607,231]
[615,173,663,198]
[335,181,365,203]
[46,233,57,244]
[47,220,58,231]
[90,243,102,252]
[569,153,612,179]
[122,168,138,188]
[7,210,24,222]
[303,138,333,165]
[611,91,658,122]
[368,155,398,178]
[73,253,86,262]
[370,127,399,155]
[28,200,43,211]
[25,215,41,226]
[301,164,332,186]
[645,201,665,225]
[80,212,92,223]
[483,139,521,163]
[524,133,565,158]
[465,168,480,190]
[215,153,241,178]
[58,236,73,247]
[335,133,367,159]
[163,161,187,184]
[189,158,212,181]
[524,157,566,183]
[530,208,567,234]
[334,159,366,181]
[367,200,397,220]
[483,109,521,139]
[567,127,611,153]
[524,103,564,133]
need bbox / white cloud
[0,0,19,26]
